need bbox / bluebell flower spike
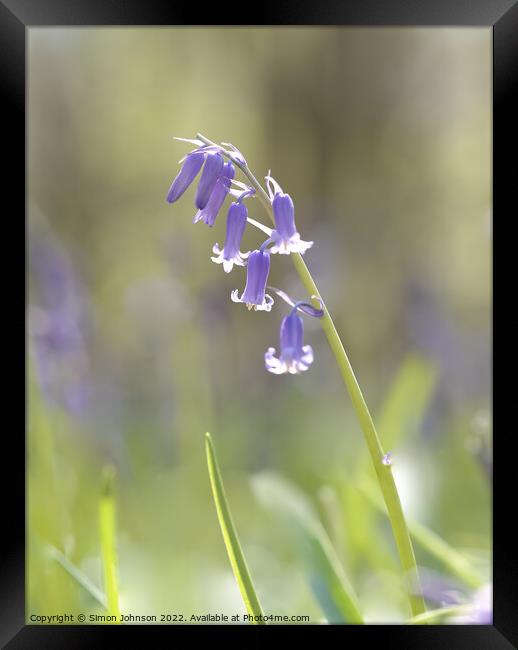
[167,137,321,374]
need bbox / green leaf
[48,545,107,609]
[251,472,363,624]
[376,353,438,454]
[99,465,121,619]
[357,479,484,589]
[408,605,471,624]
[343,354,440,600]
[205,432,265,624]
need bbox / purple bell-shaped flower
[211,201,250,273]
[270,192,313,255]
[193,161,235,227]
[195,152,224,210]
[231,245,273,311]
[265,174,313,255]
[265,308,314,374]
[166,151,205,204]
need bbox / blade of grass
[372,354,438,456]
[408,605,471,624]
[99,465,121,619]
[252,472,363,624]
[28,350,79,614]
[318,485,345,561]
[408,521,484,590]
[357,479,484,589]
[48,545,107,609]
[205,432,265,624]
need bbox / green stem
[197,134,426,617]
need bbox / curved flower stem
[197,134,426,617]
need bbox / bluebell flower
[195,152,225,210]
[211,201,250,273]
[231,245,273,311]
[193,161,235,227]
[166,151,205,204]
[266,174,313,255]
[265,308,314,374]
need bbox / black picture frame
[3,0,515,646]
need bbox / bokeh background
[27,27,491,623]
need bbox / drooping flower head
[212,201,250,273]
[265,309,314,375]
[195,152,225,210]
[166,136,323,375]
[264,295,323,375]
[194,161,235,227]
[231,241,273,311]
[266,174,313,255]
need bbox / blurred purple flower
[418,568,466,607]
[417,568,492,624]
[466,584,492,624]
[28,227,91,416]
[450,584,492,624]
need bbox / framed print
[2,0,515,645]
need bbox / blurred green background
[27,27,491,623]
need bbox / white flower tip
[302,345,314,365]
[262,294,274,311]
[265,347,284,374]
